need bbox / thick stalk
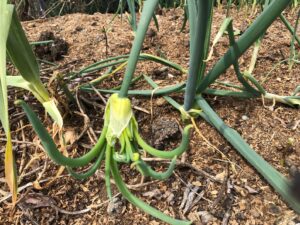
[197,0,291,93]
[118,0,159,98]
[197,1,214,84]
[280,14,300,45]
[184,0,213,110]
[195,95,300,214]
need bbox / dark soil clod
[151,117,180,149]
[34,31,69,61]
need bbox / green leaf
[7,76,63,127]
[135,156,177,180]
[67,148,105,180]
[119,0,159,97]
[127,0,137,31]
[197,0,293,93]
[106,93,133,143]
[7,9,49,102]
[184,0,214,110]
[42,100,63,128]
[82,82,185,96]
[0,1,17,205]
[205,18,232,62]
[134,123,192,159]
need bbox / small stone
[156,98,165,106]
[167,73,175,78]
[143,189,162,200]
[268,203,281,215]
[242,115,249,121]
[107,197,123,215]
[147,28,157,38]
[184,40,190,47]
[91,21,97,26]
[75,26,83,32]
[250,209,261,218]
[289,165,298,176]
[153,67,168,79]
[164,191,175,205]
[236,212,246,220]
[244,185,259,194]
[198,211,214,224]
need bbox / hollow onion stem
[197,0,292,93]
[118,0,159,98]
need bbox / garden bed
[0,7,299,224]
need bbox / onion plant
[17,1,192,224]
[0,0,16,204]
[1,1,62,204]
[4,0,300,224]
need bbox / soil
[1,6,300,225]
[34,31,69,61]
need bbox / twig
[90,84,107,104]
[18,155,43,183]
[96,172,160,191]
[191,118,239,173]
[174,172,212,204]
[180,183,192,209]
[0,176,68,203]
[133,105,150,114]
[88,193,121,209]
[52,204,91,215]
[75,90,97,144]
[79,96,104,109]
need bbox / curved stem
[135,156,177,180]
[81,82,185,96]
[76,53,185,78]
[67,147,105,180]
[134,125,192,159]
[16,100,108,168]
[111,157,192,225]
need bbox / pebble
[268,203,281,215]
[198,211,214,224]
[242,115,249,121]
[156,98,165,106]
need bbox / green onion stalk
[197,0,293,93]
[184,0,300,214]
[183,0,214,112]
[18,0,192,224]
[195,96,300,214]
[0,0,17,204]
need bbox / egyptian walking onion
[2,0,300,224]
[15,0,192,224]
